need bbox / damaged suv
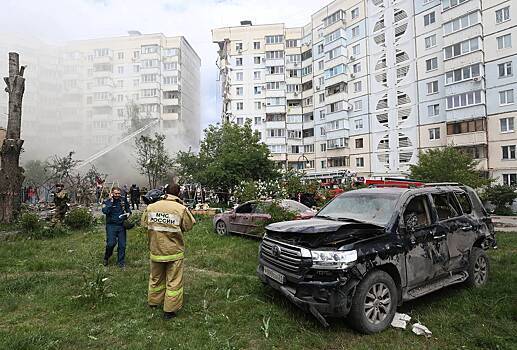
[257,185,496,333]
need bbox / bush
[65,208,94,230]
[19,212,43,233]
[253,201,297,236]
[480,185,517,215]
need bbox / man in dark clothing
[102,187,131,268]
[53,184,69,224]
[130,184,140,210]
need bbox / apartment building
[213,0,517,183]
[0,32,201,161]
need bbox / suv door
[403,194,450,289]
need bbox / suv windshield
[317,191,401,226]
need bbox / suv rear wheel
[348,270,398,334]
[466,247,490,288]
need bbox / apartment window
[236,58,243,66]
[304,144,315,153]
[354,100,363,111]
[117,66,124,74]
[428,104,440,117]
[427,80,439,94]
[425,34,436,49]
[235,117,243,125]
[266,51,284,59]
[133,79,139,87]
[503,173,517,186]
[318,60,324,70]
[253,41,261,49]
[142,74,157,83]
[355,118,363,129]
[288,130,302,139]
[236,72,243,81]
[445,63,481,84]
[327,119,345,131]
[324,10,345,27]
[446,90,482,109]
[328,47,341,60]
[353,81,362,92]
[265,35,284,44]
[253,71,261,80]
[163,76,177,85]
[328,156,349,167]
[327,137,348,149]
[254,86,262,95]
[426,57,438,71]
[163,48,178,57]
[502,145,516,159]
[116,80,123,88]
[497,34,512,49]
[236,102,243,110]
[351,26,360,38]
[286,39,299,48]
[320,127,326,136]
[317,44,324,54]
[355,138,364,148]
[500,89,515,105]
[429,127,441,140]
[254,56,261,64]
[163,62,177,70]
[141,45,158,54]
[443,12,479,35]
[353,63,361,73]
[499,62,513,77]
[287,115,302,123]
[500,117,514,132]
[302,65,312,76]
[142,59,159,68]
[424,12,436,26]
[254,117,262,125]
[443,0,469,11]
[444,38,480,59]
[325,64,344,79]
[356,157,364,167]
[321,160,327,169]
[496,6,511,24]
[320,143,327,152]
[352,44,360,56]
[254,101,262,110]
[268,129,285,137]
[267,97,285,106]
[319,93,325,103]
[447,119,486,134]
[236,87,243,96]
[133,50,140,59]
[351,7,360,19]
[235,43,243,51]
[266,81,284,90]
[269,145,286,153]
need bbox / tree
[175,121,278,198]
[134,132,174,188]
[409,147,492,189]
[480,185,517,215]
[0,52,26,223]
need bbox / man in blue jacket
[102,187,131,268]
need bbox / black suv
[257,185,496,333]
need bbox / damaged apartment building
[212,0,517,185]
[0,32,200,164]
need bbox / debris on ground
[391,312,411,329]
[412,322,432,337]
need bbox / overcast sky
[1,0,327,129]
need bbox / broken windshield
[316,191,401,226]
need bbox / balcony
[163,97,180,106]
[265,105,286,113]
[94,55,113,64]
[447,131,487,147]
[162,112,179,121]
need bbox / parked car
[257,185,496,333]
[213,199,315,237]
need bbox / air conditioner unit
[316,86,321,90]
[473,76,482,82]
[349,55,355,61]
[346,104,353,111]
[294,92,299,96]
[262,102,267,106]
[350,73,356,78]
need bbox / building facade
[213,0,517,184]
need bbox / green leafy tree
[134,133,174,188]
[480,185,517,215]
[175,121,278,198]
[410,147,491,188]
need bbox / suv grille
[261,237,307,273]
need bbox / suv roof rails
[424,182,463,187]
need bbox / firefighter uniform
[141,194,195,313]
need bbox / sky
[1,0,328,130]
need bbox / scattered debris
[391,313,411,329]
[412,322,432,337]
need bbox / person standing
[53,184,69,223]
[130,184,140,210]
[140,183,195,319]
[102,187,131,268]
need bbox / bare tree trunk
[0,53,26,223]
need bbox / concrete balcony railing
[162,112,179,121]
[265,105,286,114]
[447,131,487,147]
[163,97,180,106]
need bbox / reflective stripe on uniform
[150,252,184,262]
[147,224,181,233]
[166,287,183,298]
[149,284,166,292]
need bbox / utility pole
[0,52,26,223]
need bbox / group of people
[101,182,195,319]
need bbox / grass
[0,219,516,350]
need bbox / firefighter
[53,184,69,223]
[140,183,195,319]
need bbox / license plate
[264,266,285,284]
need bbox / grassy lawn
[0,218,516,350]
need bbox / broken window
[432,193,461,220]
[403,195,432,230]
[455,192,472,215]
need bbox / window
[324,64,344,79]
[443,0,469,11]
[163,62,177,71]
[353,63,361,73]
[355,138,364,148]
[253,41,260,49]
[318,60,324,70]
[403,196,432,228]
[445,63,481,84]
[254,86,262,95]
[163,76,178,84]
[304,144,315,153]
[501,117,514,132]
[327,119,345,131]
[424,12,436,26]
[236,102,243,110]
[496,6,511,24]
[133,65,140,73]
[269,145,286,154]
[117,52,124,59]
[429,127,440,140]
[351,26,360,37]
[236,58,243,66]
[503,173,517,186]
[254,117,262,125]
[426,57,438,71]
[499,62,513,77]
[356,157,364,167]
[446,90,482,109]
[267,66,284,75]
[320,143,327,152]
[266,81,284,90]
[235,42,243,51]
[265,35,284,44]
[500,89,514,105]
[133,79,139,87]
[319,110,326,120]
[236,72,243,81]
[355,118,363,129]
[286,39,299,48]
[351,7,360,19]
[321,160,327,169]
[254,71,261,80]
[328,47,341,60]
[302,65,312,76]
[443,12,479,35]
[432,193,461,220]
[327,137,348,149]
[428,104,440,117]
[352,44,360,56]
[324,10,345,27]
[141,45,158,54]
[425,34,436,49]
[497,34,512,49]
[236,87,243,96]
[327,156,350,167]
[266,51,284,59]
[353,81,362,92]
[254,56,261,64]
[117,66,124,74]
[444,38,480,59]
[319,93,325,103]
[427,80,439,94]
[317,44,324,54]
[235,117,243,125]
[502,145,516,159]
[268,129,285,138]
[254,102,262,110]
[447,119,486,134]
[163,48,178,57]
[354,100,363,111]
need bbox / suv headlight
[311,250,357,269]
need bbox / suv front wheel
[348,270,398,334]
[466,247,490,288]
